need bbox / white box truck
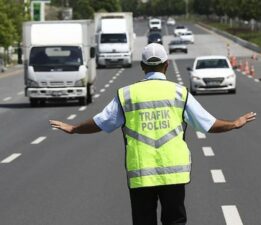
[94,12,134,68]
[23,20,96,106]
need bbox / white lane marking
[254,79,260,82]
[177,77,182,81]
[222,205,243,225]
[172,60,180,74]
[3,97,12,101]
[202,146,215,156]
[67,114,76,120]
[79,106,87,111]
[113,76,117,80]
[196,131,206,139]
[179,82,184,85]
[17,91,24,96]
[1,153,21,163]
[100,88,106,93]
[105,84,110,88]
[109,80,114,84]
[94,94,100,98]
[31,136,46,144]
[52,127,58,130]
[211,169,226,183]
[248,76,253,79]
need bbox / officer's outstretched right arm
[49,119,101,134]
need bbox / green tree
[69,0,94,19]
[0,0,23,64]
[90,0,121,12]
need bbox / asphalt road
[0,20,260,225]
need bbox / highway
[0,20,260,225]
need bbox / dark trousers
[129,184,187,225]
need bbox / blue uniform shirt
[93,72,216,133]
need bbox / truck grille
[40,81,74,87]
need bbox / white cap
[142,43,168,66]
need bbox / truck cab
[23,20,96,106]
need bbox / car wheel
[229,89,236,94]
[190,87,196,95]
[30,98,38,107]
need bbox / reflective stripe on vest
[122,85,185,112]
[128,164,191,179]
[123,124,183,148]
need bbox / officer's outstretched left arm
[208,112,256,133]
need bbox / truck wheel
[30,98,38,107]
[87,83,93,104]
[78,97,87,106]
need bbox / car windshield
[29,46,83,67]
[101,33,127,43]
[196,59,229,69]
[176,26,185,29]
[151,21,160,25]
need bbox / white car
[188,56,236,94]
[179,30,194,44]
[167,18,176,26]
[174,25,188,36]
[149,18,162,31]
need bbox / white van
[149,18,162,31]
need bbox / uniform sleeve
[93,97,125,133]
[184,93,216,133]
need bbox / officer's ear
[163,60,169,73]
[140,61,146,72]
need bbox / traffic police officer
[50,43,256,225]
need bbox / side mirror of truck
[90,47,96,59]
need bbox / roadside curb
[197,22,261,54]
[0,65,23,79]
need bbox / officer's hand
[49,120,75,134]
[234,112,256,129]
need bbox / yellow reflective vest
[118,79,191,189]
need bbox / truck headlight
[75,79,85,87]
[27,79,39,87]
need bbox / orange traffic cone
[238,60,243,71]
[244,60,250,75]
[250,64,255,77]
[233,56,238,68]
[251,53,258,60]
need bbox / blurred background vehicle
[179,30,194,44]
[0,58,6,72]
[168,38,188,54]
[149,18,162,31]
[174,25,188,36]
[187,56,236,95]
[166,17,176,26]
[147,31,163,44]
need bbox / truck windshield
[100,33,127,43]
[29,46,83,71]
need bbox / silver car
[168,38,188,54]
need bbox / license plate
[51,91,62,96]
[207,82,220,86]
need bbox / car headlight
[227,74,235,79]
[27,79,39,87]
[75,79,86,87]
[192,76,200,81]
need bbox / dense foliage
[1,0,261,51]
